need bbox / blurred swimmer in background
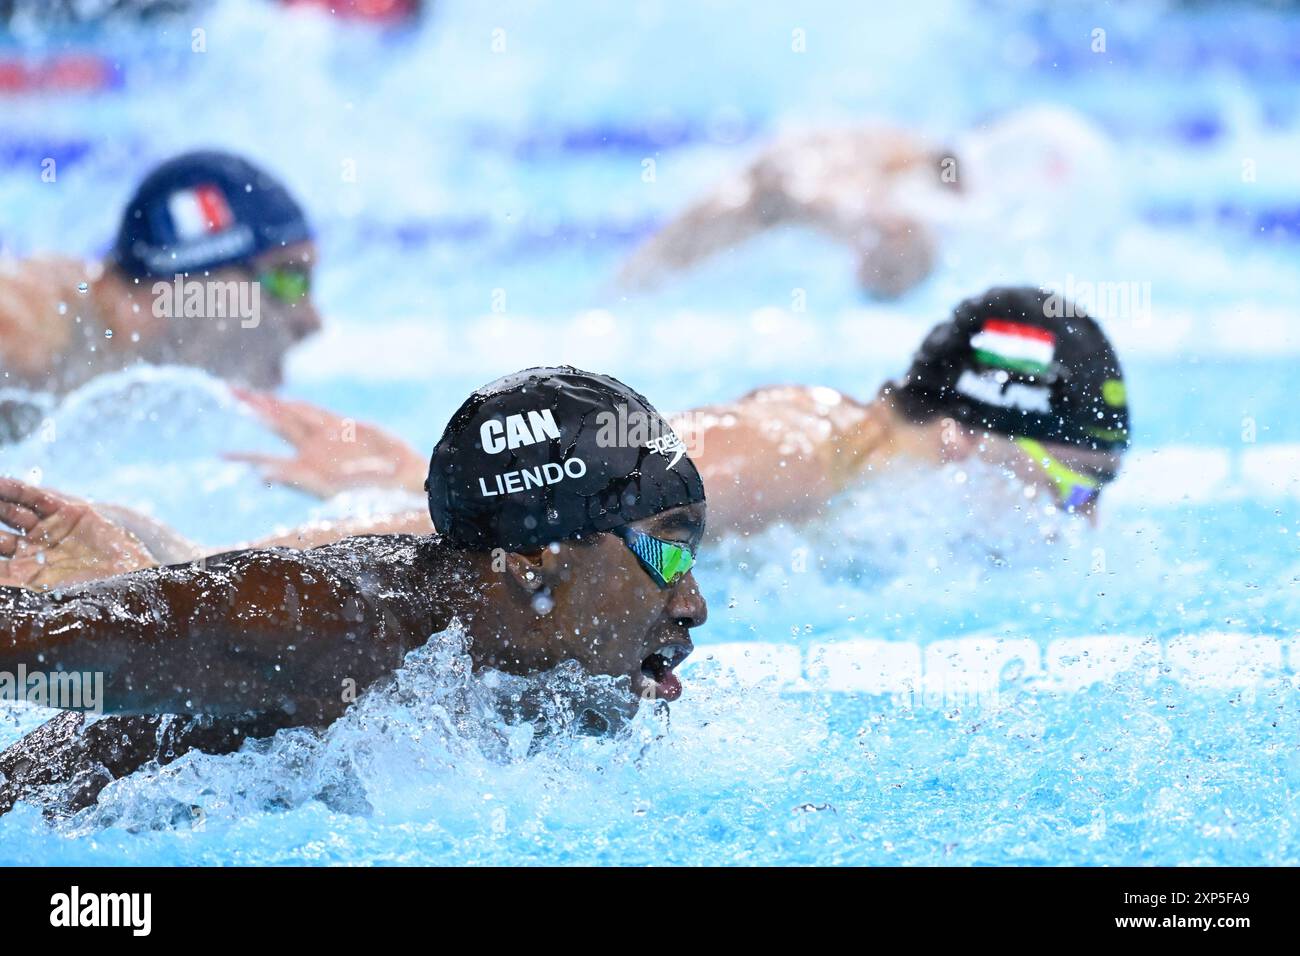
[0,286,1130,590]
[615,106,1121,299]
[0,150,321,440]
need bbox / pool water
[0,0,1298,865]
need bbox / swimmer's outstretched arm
[0,546,416,723]
[674,386,887,536]
[225,388,427,499]
[614,183,778,291]
[220,383,890,539]
[0,478,430,588]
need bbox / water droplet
[56,302,67,315]
[531,592,555,615]
[76,282,88,294]
[103,328,113,339]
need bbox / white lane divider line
[1107,444,1300,504]
[1042,635,1159,691]
[1165,632,1286,689]
[921,638,1041,699]
[805,640,921,694]
[682,634,1298,694]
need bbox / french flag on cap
[167,184,235,241]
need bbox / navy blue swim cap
[112,151,312,278]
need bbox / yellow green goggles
[618,527,696,589]
[1014,437,1102,510]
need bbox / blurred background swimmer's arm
[0,478,431,589]
[0,547,411,723]
[225,388,427,498]
[0,257,88,387]
[673,385,879,537]
[614,173,781,291]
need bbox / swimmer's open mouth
[639,640,693,702]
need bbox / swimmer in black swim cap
[679,285,1128,532]
[0,368,708,815]
[190,285,1129,538]
[0,149,321,400]
[0,290,1129,590]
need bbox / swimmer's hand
[0,478,156,589]
[225,388,427,499]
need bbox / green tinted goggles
[257,266,311,303]
[618,527,696,589]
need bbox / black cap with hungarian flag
[891,286,1131,451]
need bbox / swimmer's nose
[287,300,323,340]
[669,571,708,629]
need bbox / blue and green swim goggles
[617,526,697,589]
[1014,437,1108,510]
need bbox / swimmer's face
[497,503,708,703]
[941,422,1121,517]
[150,242,321,389]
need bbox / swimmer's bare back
[0,256,158,394]
[682,384,885,535]
[0,257,86,385]
[0,534,458,817]
[0,534,451,722]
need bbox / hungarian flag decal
[970,319,1056,376]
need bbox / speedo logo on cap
[594,404,688,469]
[646,431,687,468]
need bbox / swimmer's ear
[502,550,547,594]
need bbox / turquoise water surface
[0,0,1298,864]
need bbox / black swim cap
[112,151,312,278]
[426,367,706,551]
[892,286,1130,451]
